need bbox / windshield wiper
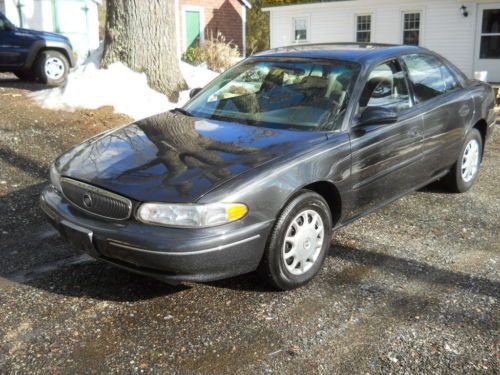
[171,108,193,117]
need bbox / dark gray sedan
[40,44,497,290]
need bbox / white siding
[266,0,496,78]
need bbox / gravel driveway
[1,76,499,374]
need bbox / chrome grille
[61,178,132,220]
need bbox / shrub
[202,33,240,72]
[183,46,206,66]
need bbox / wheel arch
[38,47,72,66]
[25,41,75,69]
[473,119,488,153]
[280,180,343,228]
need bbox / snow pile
[29,47,219,120]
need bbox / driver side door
[0,14,33,68]
[346,59,425,218]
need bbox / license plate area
[60,220,95,252]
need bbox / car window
[401,54,460,103]
[185,59,360,131]
[358,60,412,113]
[0,17,6,30]
[439,63,461,93]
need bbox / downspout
[82,0,90,58]
[16,0,23,27]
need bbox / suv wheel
[35,50,69,86]
[260,190,332,290]
[14,70,37,81]
[443,128,483,193]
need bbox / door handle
[459,105,470,117]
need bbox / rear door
[347,59,424,218]
[401,54,474,179]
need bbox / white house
[0,0,101,61]
[264,0,500,83]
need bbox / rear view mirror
[189,88,202,98]
[358,106,398,126]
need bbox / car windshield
[184,58,360,131]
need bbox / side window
[0,17,6,30]
[402,54,459,103]
[359,60,412,113]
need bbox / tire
[35,50,69,86]
[443,128,483,193]
[260,190,333,290]
[14,70,37,81]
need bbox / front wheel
[260,190,332,290]
[35,50,69,86]
[443,128,483,193]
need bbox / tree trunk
[102,0,187,101]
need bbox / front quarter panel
[198,132,352,226]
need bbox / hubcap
[282,209,325,276]
[461,139,480,183]
[44,57,65,80]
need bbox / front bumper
[40,186,273,283]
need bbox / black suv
[0,11,75,85]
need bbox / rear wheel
[35,50,69,86]
[260,191,332,290]
[443,128,483,193]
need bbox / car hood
[16,27,70,43]
[55,112,327,203]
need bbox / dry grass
[202,33,240,72]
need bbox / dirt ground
[0,74,499,374]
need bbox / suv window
[402,54,460,103]
[359,60,412,113]
[0,17,6,30]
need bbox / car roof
[254,43,427,64]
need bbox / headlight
[50,164,62,192]
[136,203,248,228]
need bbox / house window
[356,15,372,43]
[293,17,308,42]
[402,12,421,45]
[479,9,500,59]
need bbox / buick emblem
[82,194,93,208]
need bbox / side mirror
[358,106,398,127]
[189,88,202,98]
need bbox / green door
[185,10,201,49]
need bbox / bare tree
[102,0,187,101]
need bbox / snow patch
[29,47,219,120]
